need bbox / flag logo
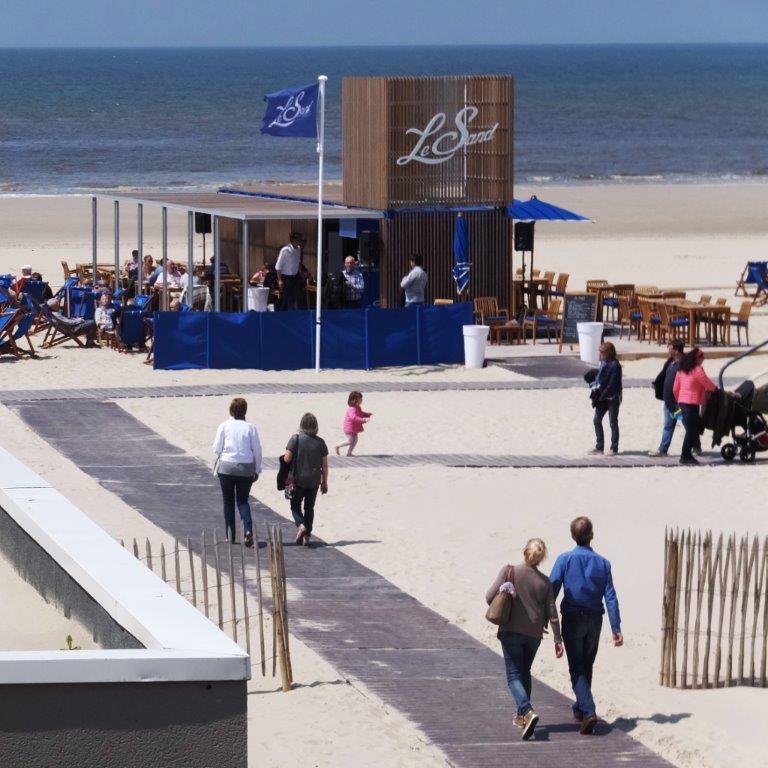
[261,83,319,138]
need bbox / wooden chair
[531,269,541,278]
[550,273,569,298]
[617,295,641,340]
[638,300,661,343]
[698,295,711,305]
[490,321,524,345]
[657,303,689,344]
[603,284,635,323]
[586,279,609,293]
[636,285,659,294]
[61,260,78,280]
[523,297,562,344]
[731,301,752,346]
[662,291,687,300]
[473,297,509,325]
[715,298,727,306]
[433,299,454,305]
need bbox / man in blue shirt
[550,516,624,734]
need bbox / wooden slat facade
[382,210,512,309]
[343,75,514,210]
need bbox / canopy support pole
[137,203,144,293]
[162,206,168,312]
[242,221,249,312]
[91,196,97,282]
[187,212,194,308]
[214,216,220,312]
[113,201,120,290]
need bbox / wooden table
[490,321,524,345]
[663,300,731,346]
[512,278,551,314]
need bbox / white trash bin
[463,325,489,368]
[247,286,270,312]
[577,322,604,364]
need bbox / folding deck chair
[34,300,92,349]
[0,310,36,358]
[115,308,147,353]
[0,311,23,357]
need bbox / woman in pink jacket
[335,390,372,456]
[673,347,717,465]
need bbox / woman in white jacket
[212,398,262,547]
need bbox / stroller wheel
[739,446,756,463]
[721,444,736,463]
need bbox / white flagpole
[314,75,327,373]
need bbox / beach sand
[0,184,766,768]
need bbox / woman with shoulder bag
[212,397,262,547]
[588,341,623,455]
[485,538,563,741]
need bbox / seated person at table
[204,256,230,285]
[250,262,277,288]
[95,293,115,333]
[141,254,156,283]
[152,260,182,290]
[123,250,140,281]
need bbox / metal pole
[214,216,220,312]
[137,203,144,293]
[242,220,249,313]
[314,75,327,372]
[113,200,120,290]
[187,211,194,308]
[91,196,97,282]
[162,206,168,312]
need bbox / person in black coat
[649,340,685,457]
[588,342,623,455]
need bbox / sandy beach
[1,183,766,768]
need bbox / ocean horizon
[1,43,767,194]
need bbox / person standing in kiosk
[276,232,303,311]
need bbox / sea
[0,44,767,194]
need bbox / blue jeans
[498,632,542,716]
[218,474,254,542]
[593,398,620,452]
[659,405,677,453]
[562,611,602,718]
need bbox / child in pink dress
[335,390,372,456]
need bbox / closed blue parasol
[452,213,470,296]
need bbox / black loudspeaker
[514,222,534,252]
[195,213,212,234]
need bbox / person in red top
[334,390,372,457]
[10,264,33,297]
[673,347,717,465]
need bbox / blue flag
[261,83,319,138]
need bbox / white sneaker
[648,450,667,457]
[608,449,619,456]
[587,448,604,456]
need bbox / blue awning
[506,196,591,222]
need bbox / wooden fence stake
[253,524,266,676]
[201,531,209,619]
[174,539,182,595]
[145,538,153,573]
[214,529,224,630]
[240,541,251,656]
[133,538,139,559]
[229,541,238,644]
[187,536,197,608]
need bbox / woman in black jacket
[589,342,623,455]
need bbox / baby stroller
[719,380,768,463]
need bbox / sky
[2,0,767,47]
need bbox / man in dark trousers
[649,339,685,457]
[275,232,304,311]
[550,517,623,735]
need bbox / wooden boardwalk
[13,398,674,768]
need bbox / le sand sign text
[342,75,514,210]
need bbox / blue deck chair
[0,275,14,290]
[179,302,191,313]
[116,308,147,351]
[748,263,768,306]
[0,310,36,357]
[69,288,95,320]
[0,311,22,356]
[23,280,48,302]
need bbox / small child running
[335,390,372,456]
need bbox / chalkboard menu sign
[561,292,599,346]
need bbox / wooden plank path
[12,399,674,768]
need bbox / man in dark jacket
[649,340,685,457]
[588,342,622,455]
